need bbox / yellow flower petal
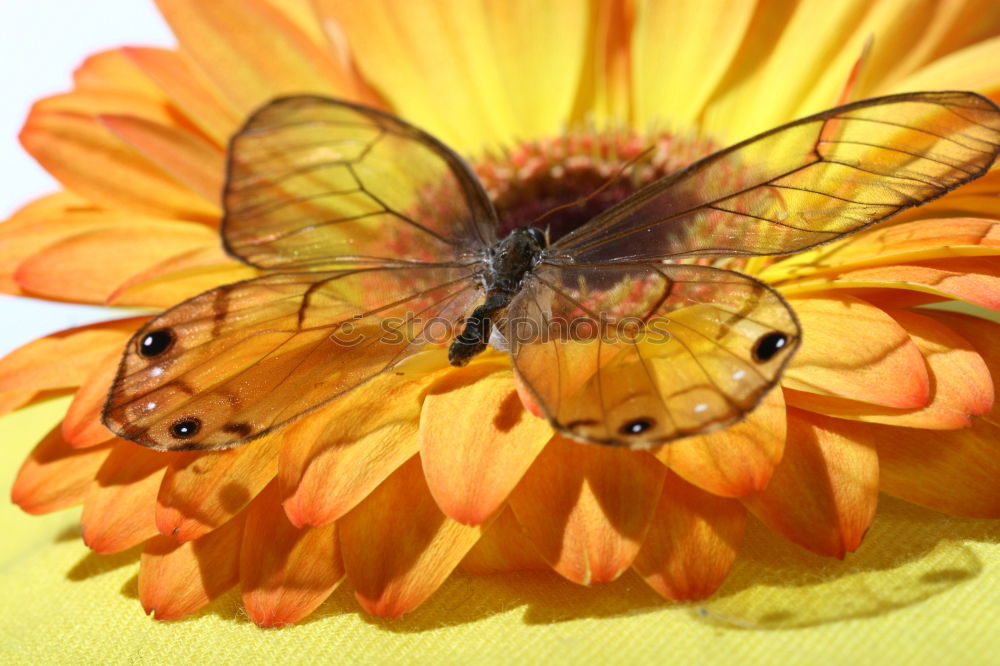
[156,0,375,113]
[318,0,588,152]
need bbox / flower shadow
[62,493,998,632]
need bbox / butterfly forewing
[104,266,480,450]
[553,91,1000,263]
[223,96,498,269]
[504,264,799,446]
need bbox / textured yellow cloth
[2,397,999,665]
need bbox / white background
[0,2,174,356]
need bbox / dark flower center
[475,131,716,242]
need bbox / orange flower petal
[19,109,219,220]
[139,514,245,621]
[81,442,178,554]
[657,387,786,497]
[61,348,119,448]
[781,258,1000,311]
[156,0,374,113]
[280,373,428,528]
[765,218,1000,282]
[786,309,993,429]
[459,505,550,575]
[0,318,143,416]
[632,471,746,601]
[874,418,1000,518]
[339,456,485,618]
[156,434,281,543]
[421,365,553,525]
[924,310,1000,423]
[100,114,225,203]
[107,246,256,308]
[743,409,879,558]
[14,221,215,304]
[782,294,929,408]
[240,481,345,628]
[320,0,588,151]
[508,436,666,585]
[11,425,114,515]
[73,49,169,101]
[123,47,242,146]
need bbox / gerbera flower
[4,0,1000,630]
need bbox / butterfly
[102,91,1000,451]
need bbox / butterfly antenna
[532,145,656,227]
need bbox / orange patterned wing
[223,96,498,269]
[504,263,798,447]
[103,266,478,451]
[553,91,1000,263]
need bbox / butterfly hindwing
[505,263,799,446]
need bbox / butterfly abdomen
[449,227,547,367]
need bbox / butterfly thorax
[448,227,546,367]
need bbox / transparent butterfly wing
[104,266,479,451]
[504,264,798,446]
[223,95,498,269]
[553,91,1000,263]
[106,96,503,451]
[513,91,1000,447]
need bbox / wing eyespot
[620,417,656,436]
[138,328,176,358]
[752,332,789,363]
[170,417,202,439]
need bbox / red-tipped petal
[240,482,344,628]
[19,109,218,220]
[280,373,427,528]
[81,442,182,554]
[156,0,376,113]
[139,513,245,621]
[11,424,114,515]
[14,221,214,304]
[123,47,241,145]
[61,348,119,448]
[460,505,550,575]
[99,114,225,204]
[421,365,553,525]
[0,318,143,416]
[874,418,1000,518]
[782,294,929,408]
[156,434,281,542]
[786,309,993,429]
[743,409,879,558]
[633,471,746,601]
[508,436,666,585]
[659,387,786,497]
[339,456,485,618]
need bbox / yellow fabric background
[2,397,999,664]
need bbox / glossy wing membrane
[554,91,1000,263]
[505,264,799,446]
[103,266,478,450]
[223,96,498,269]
